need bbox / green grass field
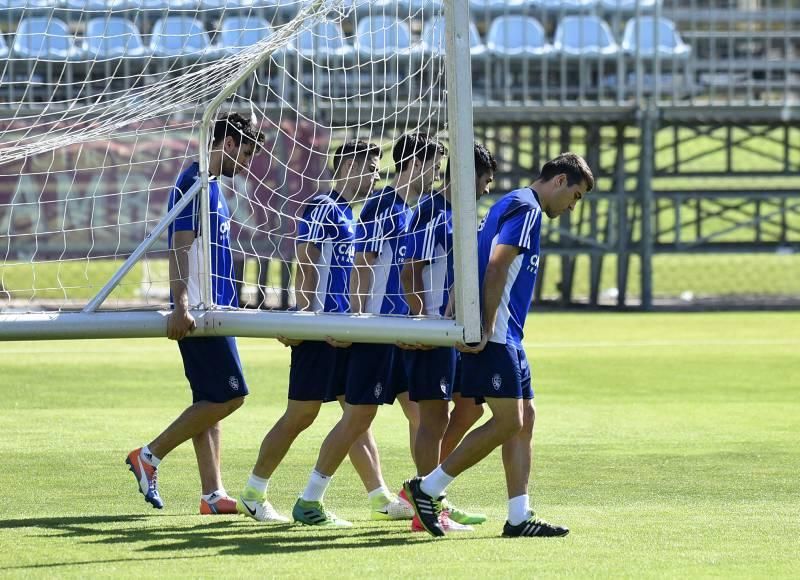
[1,312,799,577]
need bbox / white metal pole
[445,0,481,343]
[197,126,214,309]
[0,311,464,345]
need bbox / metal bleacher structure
[1,0,798,309]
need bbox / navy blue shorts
[344,343,395,405]
[453,353,484,405]
[178,336,248,404]
[288,341,347,402]
[405,346,457,402]
[452,352,462,394]
[384,346,410,405]
[460,341,533,400]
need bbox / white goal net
[0,0,480,343]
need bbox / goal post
[0,0,479,344]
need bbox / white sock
[420,466,455,498]
[202,489,227,502]
[368,486,391,504]
[508,494,530,526]
[140,445,161,467]
[301,470,332,503]
[247,473,269,495]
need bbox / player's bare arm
[349,250,377,315]
[277,241,320,347]
[400,259,427,317]
[295,241,321,313]
[398,259,436,350]
[457,243,519,353]
[444,285,455,319]
[167,230,197,341]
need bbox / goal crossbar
[0,311,464,345]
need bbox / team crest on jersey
[491,373,502,391]
[440,377,448,394]
[228,376,240,390]
[374,382,383,399]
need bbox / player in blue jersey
[399,142,497,532]
[126,113,264,515]
[439,143,496,463]
[404,152,594,537]
[237,140,410,524]
[292,133,445,526]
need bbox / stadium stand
[486,15,553,57]
[553,15,620,57]
[0,0,56,10]
[149,16,222,60]
[84,17,150,59]
[219,16,273,55]
[114,0,187,10]
[198,0,257,10]
[621,16,690,59]
[599,0,659,11]
[290,19,353,59]
[12,16,84,60]
[354,15,415,58]
[468,0,525,18]
[0,1,797,105]
[421,16,487,57]
[539,0,599,11]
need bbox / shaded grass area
[0,313,798,577]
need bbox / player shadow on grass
[0,514,461,569]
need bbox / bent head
[474,141,497,200]
[443,141,497,200]
[332,139,382,199]
[535,153,594,218]
[393,133,446,197]
[211,113,265,178]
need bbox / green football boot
[292,498,352,527]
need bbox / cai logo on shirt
[336,243,355,262]
[527,254,540,273]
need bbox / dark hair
[392,132,446,173]
[332,139,382,176]
[212,113,265,149]
[444,141,497,183]
[538,152,594,192]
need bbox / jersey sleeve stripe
[306,202,335,242]
[518,210,533,249]
[367,208,387,254]
[422,218,436,260]
[525,208,540,248]
[366,212,378,253]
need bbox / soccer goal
[0,0,480,344]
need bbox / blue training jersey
[476,187,543,347]
[296,190,355,313]
[401,191,453,317]
[167,162,237,308]
[355,186,412,315]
